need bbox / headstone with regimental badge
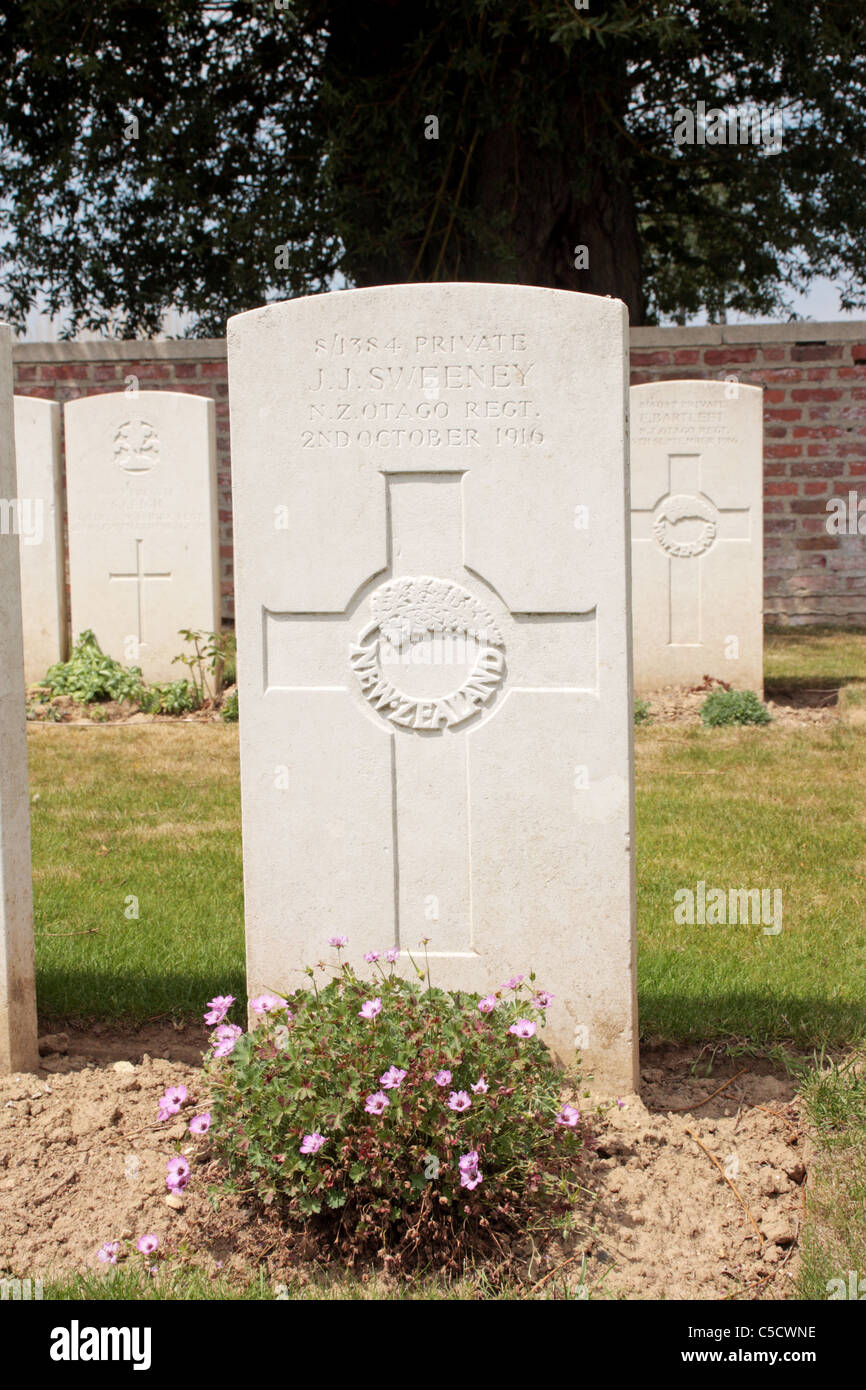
[630,380,764,694]
[229,284,638,1093]
[64,390,220,682]
[0,325,39,1074]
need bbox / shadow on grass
[763,677,842,706]
[639,987,866,1052]
[36,967,248,1027]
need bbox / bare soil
[640,678,838,729]
[582,1045,807,1301]
[0,1025,808,1300]
[28,679,839,731]
[25,686,236,725]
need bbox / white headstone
[64,391,220,682]
[229,285,638,1093]
[630,380,764,693]
[0,326,39,1074]
[13,397,68,684]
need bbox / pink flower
[365,1091,389,1116]
[166,1155,190,1193]
[384,948,399,964]
[328,935,348,948]
[458,1150,483,1190]
[448,1091,471,1113]
[250,992,287,1014]
[157,1085,188,1121]
[616,1097,626,1110]
[471,1077,489,1094]
[300,1132,326,1155]
[136,1234,159,1255]
[189,1112,211,1136]
[359,998,382,1020]
[478,994,497,1014]
[380,1065,407,1090]
[508,1019,536,1038]
[211,1023,243,1057]
[204,994,235,1026]
[364,951,380,963]
[556,1104,580,1128]
[503,975,524,989]
[97,1240,120,1264]
[533,990,555,1009]
[434,1069,452,1087]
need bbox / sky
[714,276,863,327]
[16,274,864,343]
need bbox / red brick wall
[630,323,866,627]
[14,323,866,629]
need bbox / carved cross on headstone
[631,452,750,644]
[264,470,596,954]
[108,538,172,649]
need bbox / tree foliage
[1,0,865,332]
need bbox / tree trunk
[320,0,644,322]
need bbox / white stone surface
[12,397,67,683]
[64,391,220,682]
[0,326,39,1074]
[229,284,638,1093]
[630,380,764,693]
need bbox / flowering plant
[203,950,588,1263]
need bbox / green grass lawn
[29,725,244,1020]
[28,630,866,1052]
[797,1055,866,1299]
[23,628,866,1301]
[635,723,866,1046]
[764,625,866,689]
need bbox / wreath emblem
[349,576,506,731]
[652,493,717,558]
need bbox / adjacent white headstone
[630,380,764,693]
[64,391,220,682]
[13,397,68,683]
[229,284,638,1093]
[0,325,39,1074]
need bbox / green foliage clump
[205,958,587,1266]
[634,697,652,725]
[143,680,201,715]
[218,631,237,688]
[221,688,238,722]
[40,629,229,717]
[700,688,772,727]
[174,629,235,702]
[44,630,145,704]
